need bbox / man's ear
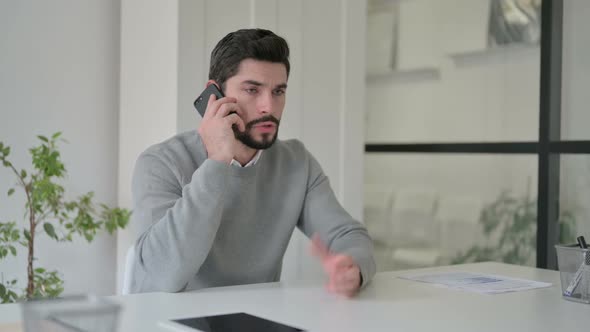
[206,80,220,89]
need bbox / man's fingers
[332,279,359,297]
[309,235,361,297]
[334,267,357,282]
[215,100,240,118]
[335,266,360,285]
[325,255,354,274]
[325,264,360,297]
[224,113,245,132]
[326,277,358,297]
[204,96,237,118]
[202,94,218,120]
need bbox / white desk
[1,262,588,331]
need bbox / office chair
[121,245,135,295]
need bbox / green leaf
[84,233,93,242]
[9,246,16,256]
[7,188,15,196]
[37,135,49,143]
[559,222,573,243]
[3,147,10,156]
[0,284,5,297]
[52,132,62,139]
[23,229,31,242]
[20,169,27,178]
[35,267,46,274]
[2,161,11,167]
[43,223,58,240]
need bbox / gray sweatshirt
[129,130,376,293]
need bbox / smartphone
[193,84,225,117]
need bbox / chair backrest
[364,185,394,245]
[389,189,439,247]
[364,184,394,211]
[437,196,483,257]
[121,245,136,295]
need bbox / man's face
[223,59,287,150]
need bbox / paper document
[399,272,552,294]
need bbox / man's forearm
[130,158,231,293]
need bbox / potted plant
[452,189,576,265]
[0,133,130,303]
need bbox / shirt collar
[230,150,262,168]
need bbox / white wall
[117,0,180,292]
[0,0,121,296]
[117,0,367,290]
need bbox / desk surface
[1,262,588,332]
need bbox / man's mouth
[253,122,276,133]
[254,122,276,129]
[245,115,280,133]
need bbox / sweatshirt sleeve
[129,152,230,293]
[297,151,376,288]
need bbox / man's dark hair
[209,28,290,90]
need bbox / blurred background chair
[363,185,395,271]
[437,196,484,264]
[389,189,440,270]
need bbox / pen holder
[21,295,121,332]
[555,244,590,304]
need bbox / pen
[564,235,589,297]
[577,236,588,249]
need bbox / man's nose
[257,92,273,114]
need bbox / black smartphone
[194,84,225,117]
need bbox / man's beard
[232,115,280,150]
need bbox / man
[129,28,375,297]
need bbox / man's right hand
[197,94,246,164]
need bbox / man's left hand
[310,235,362,297]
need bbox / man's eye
[245,88,258,94]
[273,90,285,96]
